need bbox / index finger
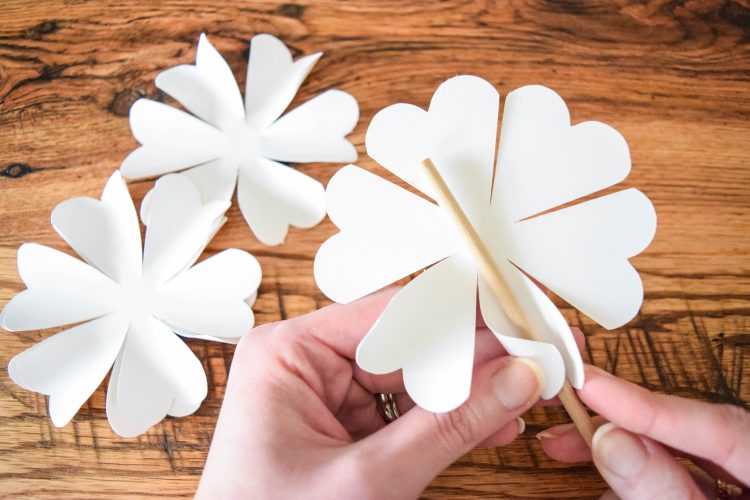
[579,364,750,484]
[295,287,400,359]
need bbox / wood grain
[0,0,748,497]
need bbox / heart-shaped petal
[8,313,129,427]
[0,244,118,331]
[121,99,226,179]
[493,85,631,222]
[315,165,459,304]
[142,174,230,284]
[509,188,657,329]
[244,34,322,129]
[477,263,575,395]
[52,172,142,284]
[357,253,477,412]
[237,156,326,245]
[106,316,207,437]
[365,75,499,224]
[156,33,245,131]
[154,249,261,343]
[260,90,358,163]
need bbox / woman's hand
[197,289,545,499]
[538,364,750,499]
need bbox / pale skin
[197,288,750,499]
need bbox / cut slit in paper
[121,33,359,246]
[1,172,262,436]
[315,76,657,413]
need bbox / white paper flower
[1,172,262,436]
[121,33,359,245]
[315,76,657,412]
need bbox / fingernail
[535,422,575,440]
[493,358,544,410]
[592,423,647,478]
[516,417,526,434]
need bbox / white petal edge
[155,34,244,131]
[509,188,657,329]
[477,260,574,396]
[121,99,226,179]
[365,75,499,224]
[51,172,142,284]
[142,174,230,284]
[314,165,459,304]
[357,253,477,413]
[8,314,129,427]
[139,157,237,230]
[0,244,118,331]
[106,316,207,437]
[260,89,359,163]
[493,85,631,222]
[236,156,325,245]
[244,33,322,129]
[153,249,261,341]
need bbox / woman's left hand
[197,288,545,499]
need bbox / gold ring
[716,477,744,499]
[375,393,401,423]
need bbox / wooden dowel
[421,158,594,447]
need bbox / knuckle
[715,403,749,427]
[431,404,483,450]
[235,322,277,358]
[712,403,750,466]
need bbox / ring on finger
[716,477,744,499]
[375,393,401,423]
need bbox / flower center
[115,276,155,322]
[224,121,261,166]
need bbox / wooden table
[1,1,748,497]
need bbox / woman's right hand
[538,364,750,499]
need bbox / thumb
[357,357,544,498]
[590,423,705,499]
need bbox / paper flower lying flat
[1,172,261,436]
[121,33,359,245]
[315,76,656,412]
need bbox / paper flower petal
[244,34,322,129]
[52,172,142,283]
[477,263,576,396]
[121,99,226,179]
[314,165,459,303]
[493,85,631,222]
[154,249,261,342]
[167,399,202,418]
[138,158,237,234]
[237,157,325,245]
[106,317,207,437]
[155,34,244,131]
[260,90,359,163]
[509,188,657,329]
[8,314,129,427]
[357,254,476,412]
[142,174,230,284]
[0,244,118,331]
[180,157,239,203]
[366,75,498,223]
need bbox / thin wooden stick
[422,158,595,447]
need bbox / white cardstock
[1,172,262,436]
[314,76,657,412]
[121,33,359,245]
